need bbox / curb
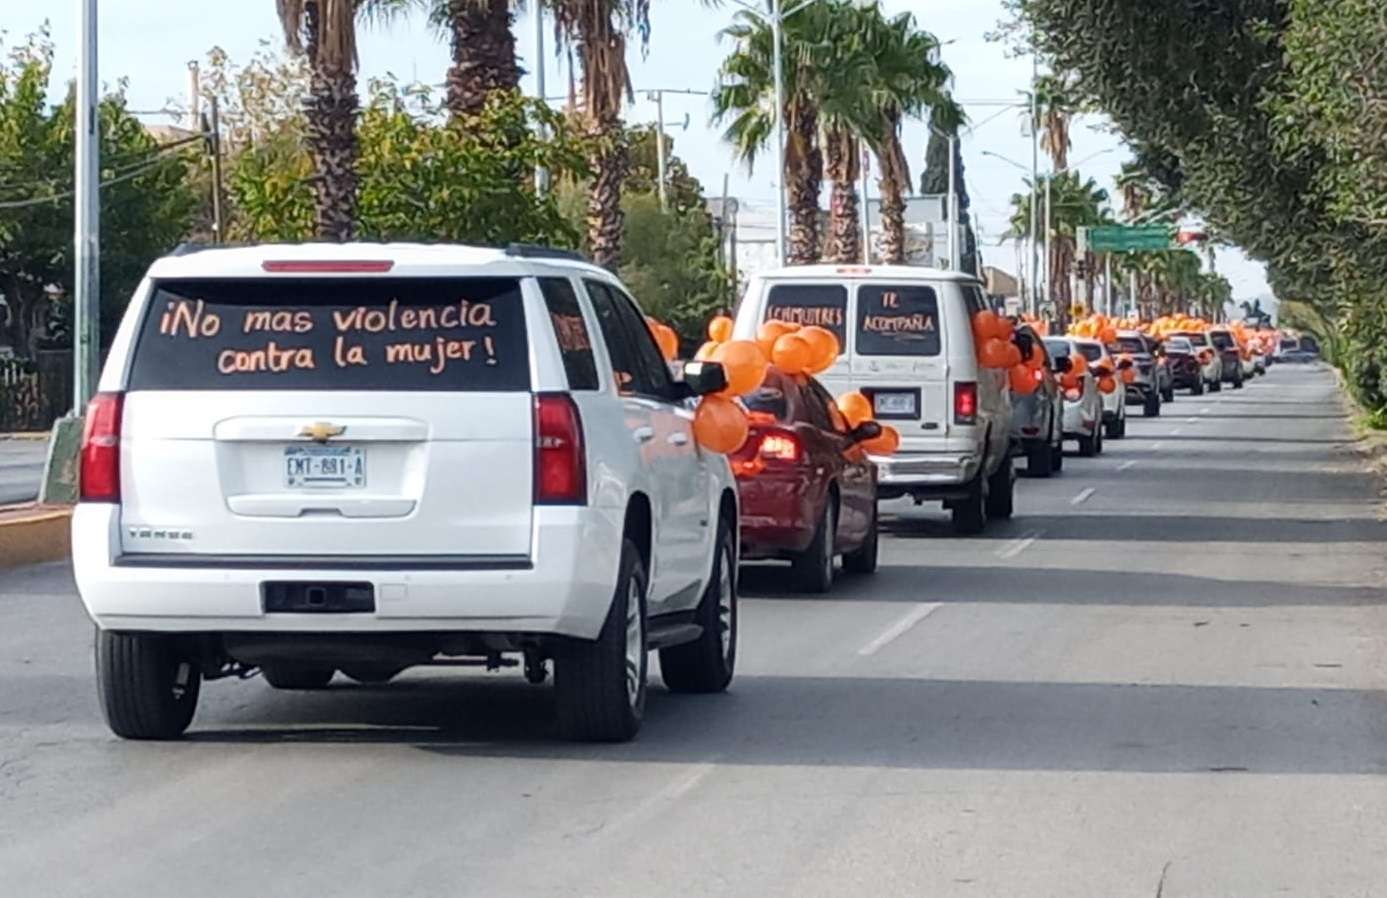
[0,433,50,441]
[0,504,72,569]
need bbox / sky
[5,0,1272,301]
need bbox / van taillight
[80,392,124,502]
[534,393,586,505]
[954,382,978,425]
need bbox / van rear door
[847,282,950,439]
[118,276,534,560]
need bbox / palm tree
[855,6,958,264]
[276,0,410,241]
[815,6,879,263]
[1034,73,1076,171]
[440,0,523,118]
[549,0,651,268]
[1009,170,1110,315]
[713,4,839,265]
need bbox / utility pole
[1029,54,1040,316]
[771,0,788,265]
[650,90,668,211]
[73,0,100,411]
[1043,171,1052,314]
[947,132,959,270]
[207,98,225,244]
[860,146,872,264]
[534,7,550,194]
[1104,253,1113,316]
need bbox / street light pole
[651,90,668,210]
[770,0,788,265]
[73,0,100,411]
[947,132,959,270]
[1030,54,1040,317]
[534,7,550,195]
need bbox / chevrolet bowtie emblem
[298,422,346,443]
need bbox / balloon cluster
[1068,313,1120,345]
[972,310,1047,399]
[835,391,902,456]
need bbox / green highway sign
[1086,224,1176,253]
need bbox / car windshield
[1113,336,1147,354]
[1075,342,1104,362]
[1209,331,1235,349]
[1175,331,1210,347]
[1281,338,1299,350]
[1044,338,1071,358]
[1165,338,1194,353]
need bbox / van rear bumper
[871,450,980,490]
[71,504,623,641]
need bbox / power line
[0,155,187,210]
[0,134,203,200]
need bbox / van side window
[539,277,599,390]
[764,284,848,344]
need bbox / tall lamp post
[74,0,100,411]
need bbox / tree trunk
[587,116,628,270]
[784,99,821,265]
[303,0,359,242]
[823,128,861,264]
[877,172,906,265]
[445,0,521,118]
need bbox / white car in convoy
[1072,337,1128,438]
[1045,337,1104,457]
[73,242,740,743]
[733,265,1015,535]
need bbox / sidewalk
[0,502,71,569]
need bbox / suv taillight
[534,393,586,505]
[954,382,978,426]
[80,392,124,502]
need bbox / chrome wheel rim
[624,579,643,706]
[717,547,734,661]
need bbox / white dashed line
[1186,416,1199,423]
[1151,442,1163,450]
[1200,407,1211,414]
[1071,487,1096,506]
[997,530,1042,560]
[1170,428,1183,436]
[1118,460,1137,471]
[858,603,942,656]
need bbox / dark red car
[731,370,881,593]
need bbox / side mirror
[849,421,883,444]
[1053,356,1073,374]
[679,360,728,397]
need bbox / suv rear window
[1075,343,1104,362]
[763,284,847,342]
[1209,331,1235,349]
[855,284,941,356]
[1113,336,1147,354]
[539,277,598,390]
[128,278,530,392]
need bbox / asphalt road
[0,438,46,505]
[4,363,1386,898]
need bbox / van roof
[749,263,982,284]
[146,242,612,280]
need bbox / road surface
[3,364,1385,897]
[0,438,46,505]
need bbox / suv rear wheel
[96,630,201,740]
[661,521,737,693]
[792,498,838,593]
[556,538,647,742]
[261,664,335,690]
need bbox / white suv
[73,243,740,742]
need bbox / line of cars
[69,242,1279,744]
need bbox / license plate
[872,391,918,417]
[284,446,365,488]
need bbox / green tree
[920,121,979,274]
[0,32,197,356]
[1008,170,1110,314]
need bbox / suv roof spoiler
[504,243,590,263]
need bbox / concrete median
[0,503,72,569]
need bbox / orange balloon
[757,320,798,357]
[708,315,734,343]
[771,332,814,375]
[979,338,1012,369]
[837,391,874,428]
[862,425,901,456]
[972,310,999,345]
[993,316,1016,342]
[1098,376,1118,394]
[711,340,769,397]
[1024,343,1045,368]
[1069,352,1088,375]
[1009,363,1040,395]
[1060,371,1082,391]
[692,395,750,454]
[798,325,840,373]
[654,324,679,361]
[1001,342,1023,368]
[1120,367,1137,385]
[694,341,718,361]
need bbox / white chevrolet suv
[73,243,740,743]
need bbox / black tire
[842,500,880,574]
[261,664,335,690]
[1095,424,1105,455]
[1026,439,1052,478]
[96,629,201,740]
[1233,376,1245,390]
[1143,391,1161,417]
[952,473,987,535]
[1162,384,1176,403]
[661,522,737,693]
[1191,378,1205,396]
[792,497,838,593]
[1209,379,1221,393]
[985,460,1015,519]
[556,538,647,742]
[1078,429,1098,458]
[341,665,405,685]
[1051,434,1064,472]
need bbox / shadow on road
[880,513,1387,544]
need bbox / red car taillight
[534,393,586,505]
[80,392,124,502]
[732,429,803,477]
[759,432,801,463]
[954,381,978,425]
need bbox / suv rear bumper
[71,503,623,640]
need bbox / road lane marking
[1169,428,1183,435]
[1071,487,1096,506]
[1201,407,1211,414]
[996,529,1042,559]
[1151,442,1163,450]
[1186,417,1199,423]
[859,603,942,656]
[1118,460,1137,471]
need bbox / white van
[733,265,1014,534]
